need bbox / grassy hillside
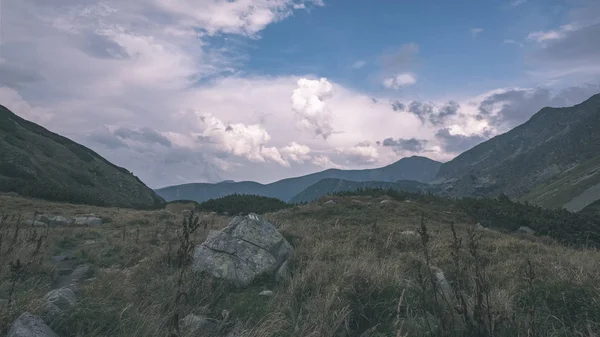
[155,156,442,203]
[288,178,432,203]
[434,93,600,199]
[520,155,600,211]
[0,105,164,209]
[2,193,599,336]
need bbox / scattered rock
[7,312,59,337]
[23,220,48,227]
[36,215,73,226]
[324,200,336,205]
[431,266,453,301]
[70,264,92,282]
[75,216,103,226]
[83,240,96,245]
[400,230,417,236]
[180,314,222,336]
[52,255,68,262]
[380,199,393,204]
[275,260,292,284]
[404,200,412,203]
[193,213,294,288]
[43,287,77,317]
[258,290,274,297]
[517,226,535,235]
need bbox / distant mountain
[288,178,432,204]
[0,105,164,208]
[155,155,442,203]
[434,93,600,204]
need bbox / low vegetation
[196,194,292,215]
[1,192,599,337]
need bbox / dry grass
[1,194,599,337]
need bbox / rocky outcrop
[7,312,59,337]
[192,213,293,287]
[74,216,103,226]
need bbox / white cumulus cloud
[281,141,312,163]
[290,77,334,138]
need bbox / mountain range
[0,105,164,209]
[154,155,442,202]
[1,93,599,213]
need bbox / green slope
[520,155,600,212]
[0,104,164,208]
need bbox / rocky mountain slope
[433,93,600,202]
[155,155,442,203]
[0,104,164,208]
[288,178,432,203]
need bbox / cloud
[380,137,428,153]
[114,127,172,147]
[527,25,576,43]
[199,114,288,166]
[435,128,489,153]
[290,77,334,139]
[510,0,527,7]
[280,141,312,163]
[503,39,523,47]
[337,143,380,165]
[380,43,420,73]
[391,101,406,112]
[383,73,417,89]
[471,28,484,37]
[351,60,366,69]
[312,155,342,169]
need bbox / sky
[1,0,599,188]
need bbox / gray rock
[275,260,292,284]
[258,290,274,297]
[83,240,96,245]
[23,220,48,227]
[43,288,76,317]
[36,215,73,226]
[400,230,417,236]
[324,200,336,205]
[70,264,92,282]
[517,226,535,235]
[431,266,453,302]
[52,255,68,262]
[193,213,293,288]
[180,314,221,336]
[380,200,392,204]
[74,216,103,226]
[7,312,59,337]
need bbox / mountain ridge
[0,104,165,208]
[155,155,442,202]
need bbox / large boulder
[192,213,293,287]
[7,312,59,337]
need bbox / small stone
[400,230,417,236]
[517,226,535,235]
[84,240,96,245]
[324,200,336,205]
[380,200,392,204]
[258,290,274,297]
[71,264,92,282]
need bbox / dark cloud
[408,101,435,123]
[534,23,600,66]
[356,141,372,147]
[87,132,129,150]
[380,137,428,153]
[114,127,172,147]
[380,43,420,73]
[478,85,600,129]
[0,62,44,88]
[391,101,406,112]
[435,128,490,153]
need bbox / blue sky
[1,0,599,187]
